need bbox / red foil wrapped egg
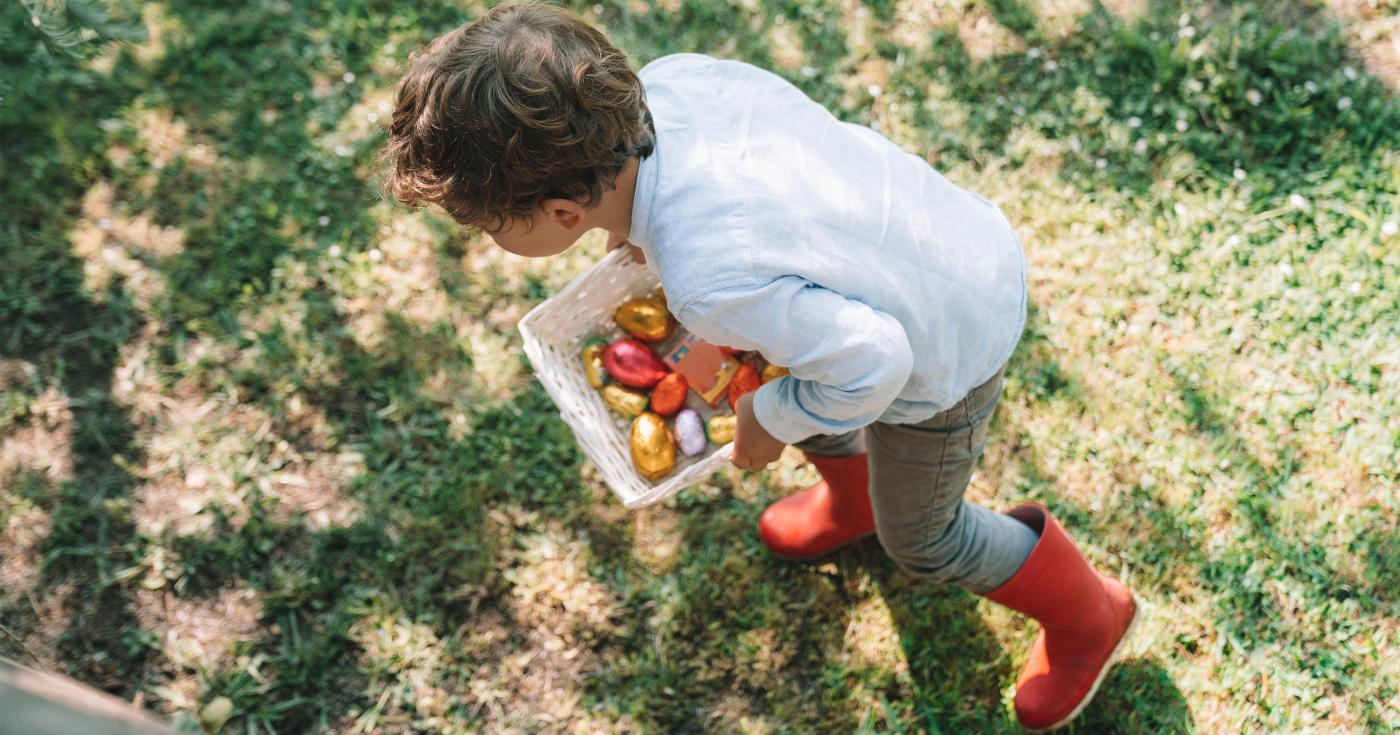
[603,338,669,389]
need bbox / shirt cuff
[750,378,819,445]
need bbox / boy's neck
[595,155,641,240]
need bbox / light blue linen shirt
[627,54,1028,445]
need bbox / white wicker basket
[519,246,734,508]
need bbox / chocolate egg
[760,363,789,384]
[649,371,688,417]
[581,339,609,389]
[603,338,669,389]
[630,412,676,480]
[674,409,707,456]
[727,362,762,410]
[706,413,737,445]
[602,383,648,418]
[614,295,676,342]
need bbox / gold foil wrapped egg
[706,413,737,445]
[761,363,789,384]
[630,412,677,480]
[581,339,609,389]
[614,295,676,342]
[602,383,648,418]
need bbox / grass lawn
[2,0,1397,732]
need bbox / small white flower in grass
[1027,47,1042,59]
[318,215,330,227]
[1134,139,1148,155]
[1349,281,1362,294]
[328,245,342,257]
[1179,26,1196,39]
[98,217,113,231]
[1304,81,1318,93]
[1175,119,1189,132]
[1343,66,1357,80]
[867,84,881,97]
[1226,235,1241,248]
[334,144,352,157]
[342,72,356,84]
[369,248,383,262]
[592,3,603,14]
[1127,116,1142,128]
[1246,89,1262,106]
[1381,220,1398,237]
[1044,60,1059,72]
[1288,193,1308,209]
[1337,96,1352,111]
[1186,79,1204,93]
[800,65,816,78]
[1095,158,1108,170]
[366,112,378,123]
[1279,262,1294,277]
[1178,13,1191,26]
[1233,168,1247,181]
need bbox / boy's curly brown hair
[379,2,653,231]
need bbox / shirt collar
[628,132,660,260]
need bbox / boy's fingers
[605,235,645,263]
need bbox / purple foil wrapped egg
[674,409,707,457]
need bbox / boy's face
[483,199,586,258]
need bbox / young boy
[381,3,1136,730]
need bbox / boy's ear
[543,198,586,230]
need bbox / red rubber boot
[757,453,874,560]
[983,504,1138,732]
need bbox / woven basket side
[520,247,734,508]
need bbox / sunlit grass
[2,0,1397,733]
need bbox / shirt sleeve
[675,276,915,444]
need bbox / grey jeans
[794,364,1037,593]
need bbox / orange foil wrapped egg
[760,363,789,384]
[603,338,669,389]
[727,362,762,410]
[649,372,688,417]
[630,412,677,480]
[614,295,676,342]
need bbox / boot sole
[763,529,877,562]
[1027,595,1141,733]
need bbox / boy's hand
[607,232,645,264]
[732,392,787,470]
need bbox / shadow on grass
[1074,657,1194,734]
[997,308,1391,728]
[0,267,152,693]
[0,9,153,685]
[3,0,1396,731]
